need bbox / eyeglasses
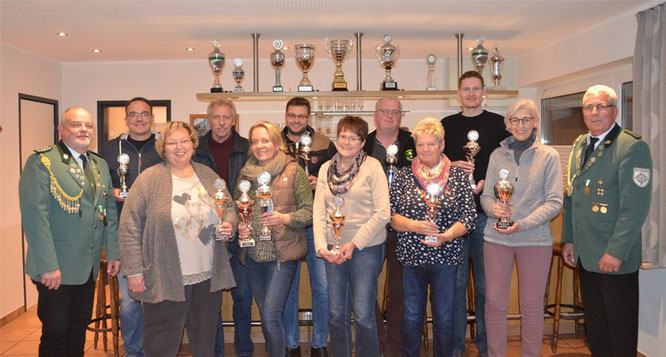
[508,117,534,126]
[286,113,309,120]
[583,103,614,113]
[165,139,192,147]
[127,111,152,119]
[376,109,401,116]
[337,134,362,143]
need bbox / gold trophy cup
[236,180,255,247]
[324,37,353,91]
[329,196,345,254]
[494,168,514,229]
[256,171,273,241]
[213,178,230,242]
[463,130,481,190]
[295,44,315,92]
[300,134,313,177]
[424,183,441,243]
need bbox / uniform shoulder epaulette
[623,129,642,140]
[570,133,586,146]
[89,150,104,158]
[34,145,53,153]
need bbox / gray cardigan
[480,136,563,247]
[119,161,237,303]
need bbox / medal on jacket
[98,205,107,226]
[583,179,591,195]
[596,180,605,196]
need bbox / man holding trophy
[281,97,337,357]
[101,97,163,357]
[440,71,509,357]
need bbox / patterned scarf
[327,151,368,195]
[411,154,451,196]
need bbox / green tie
[81,154,96,196]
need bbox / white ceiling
[0,0,655,63]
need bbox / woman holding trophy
[119,121,237,356]
[481,98,563,357]
[388,117,477,357]
[313,115,390,357]
[235,121,312,357]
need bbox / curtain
[634,3,665,268]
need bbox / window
[621,81,633,130]
[540,92,586,145]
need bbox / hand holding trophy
[463,130,481,189]
[494,168,514,229]
[236,180,255,247]
[329,196,345,254]
[212,179,230,242]
[424,183,441,243]
[256,171,273,241]
[117,153,130,198]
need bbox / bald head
[59,106,94,154]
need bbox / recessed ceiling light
[57,32,68,37]
[92,49,101,53]
[186,47,195,51]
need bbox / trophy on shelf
[424,183,442,243]
[490,46,505,89]
[236,180,255,247]
[494,168,514,229]
[232,58,245,93]
[376,34,399,90]
[470,36,489,74]
[208,40,225,93]
[212,179,230,242]
[271,39,285,92]
[329,196,345,254]
[295,44,315,91]
[117,153,130,198]
[324,37,354,91]
[300,134,312,176]
[463,130,481,190]
[426,54,437,91]
[256,171,273,241]
[386,144,399,186]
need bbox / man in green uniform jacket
[19,106,120,357]
[561,85,652,357]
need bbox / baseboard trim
[0,306,26,327]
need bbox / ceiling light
[186,47,195,51]
[92,49,101,53]
[56,32,68,37]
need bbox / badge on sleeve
[633,167,650,187]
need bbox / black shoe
[310,346,328,357]
[286,345,302,357]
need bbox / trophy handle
[324,38,330,55]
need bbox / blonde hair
[248,121,287,152]
[412,117,445,143]
[155,121,199,160]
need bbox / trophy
[271,39,285,92]
[375,34,399,90]
[212,179,230,242]
[424,183,442,243]
[256,171,273,241]
[426,54,437,91]
[236,180,255,247]
[300,134,312,176]
[208,40,225,93]
[470,36,488,74]
[295,44,315,91]
[329,196,345,254]
[232,58,245,93]
[490,46,505,89]
[324,37,353,91]
[494,168,514,229]
[463,130,481,190]
[117,153,130,198]
[386,144,399,186]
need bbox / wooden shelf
[196,89,518,102]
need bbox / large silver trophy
[256,171,273,241]
[490,46,505,89]
[426,54,437,91]
[324,37,353,91]
[295,44,315,92]
[471,36,488,74]
[208,40,225,93]
[376,35,399,90]
[386,144,399,186]
[424,183,441,243]
[463,130,481,190]
[213,179,230,242]
[271,39,285,92]
[494,168,514,229]
[236,180,255,247]
[300,134,312,176]
[329,196,345,254]
[117,153,130,198]
[232,58,245,93]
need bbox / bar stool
[86,260,120,357]
[543,243,585,353]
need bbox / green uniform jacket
[19,140,119,284]
[562,124,652,274]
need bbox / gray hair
[60,106,91,125]
[207,99,237,121]
[375,97,403,112]
[504,98,539,137]
[583,84,618,107]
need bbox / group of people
[19,69,653,357]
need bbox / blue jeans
[402,264,457,357]
[118,269,144,357]
[453,213,487,355]
[229,241,255,356]
[284,227,329,349]
[246,257,298,357]
[326,243,385,357]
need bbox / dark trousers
[375,230,403,357]
[579,263,639,357]
[33,270,96,357]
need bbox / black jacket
[363,128,416,171]
[193,128,249,190]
